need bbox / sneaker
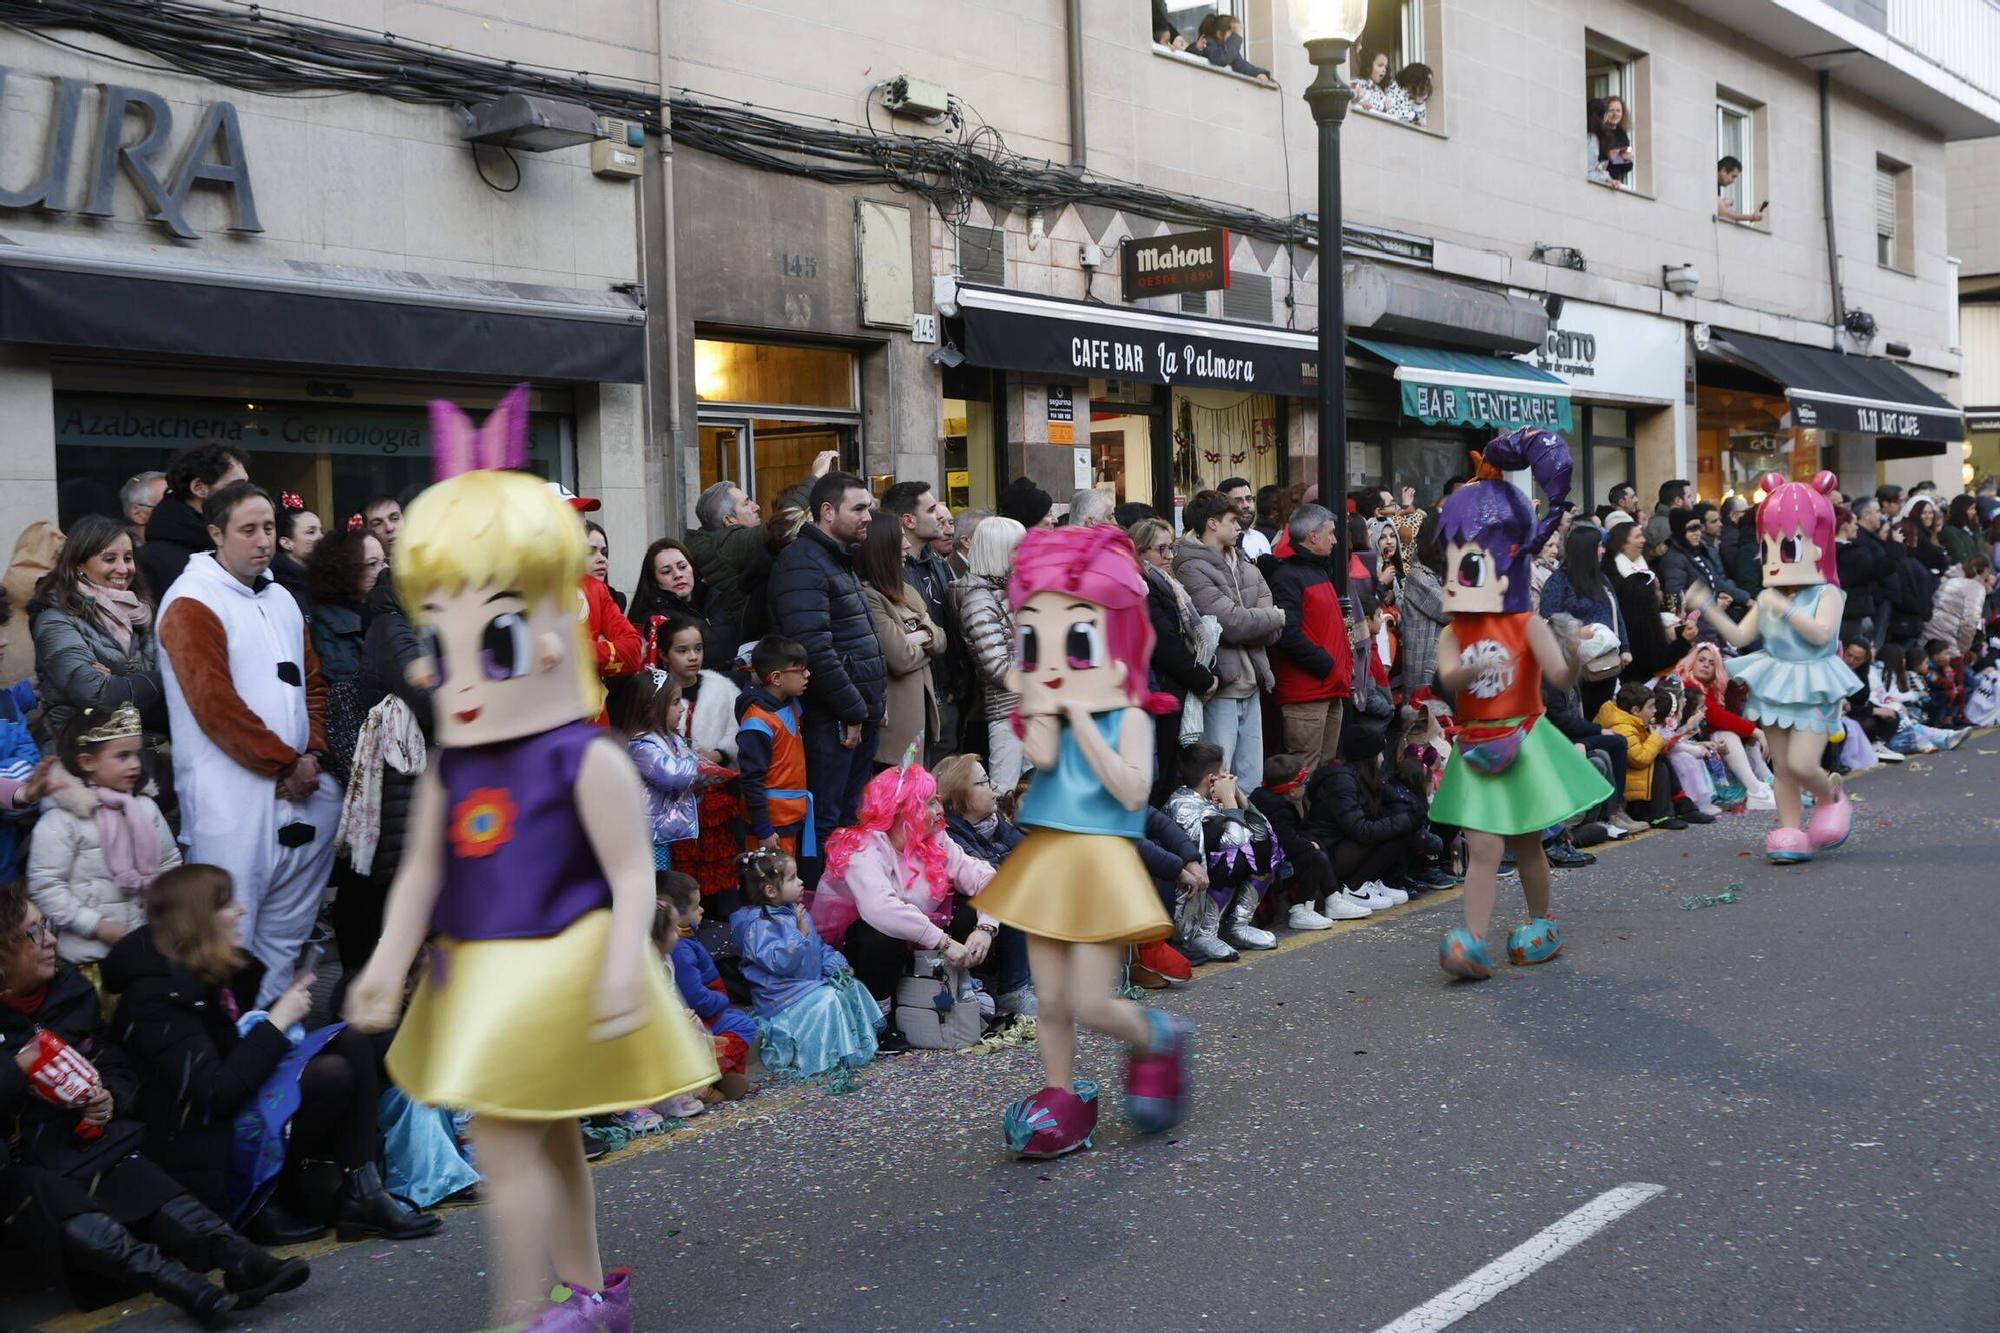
[1286,902,1335,931]
[994,984,1039,1016]
[1365,879,1410,906]
[1352,882,1399,910]
[1872,743,1906,763]
[1696,803,1723,817]
[1676,806,1717,825]
[1403,866,1460,890]
[1183,932,1239,965]
[1745,790,1777,811]
[1611,811,1650,833]
[1136,940,1192,983]
[1545,841,1596,868]
[1947,728,1971,750]
[1221,921,1278,951]
[1594,821,1628,839]
[1321,892,1374,920]
[1651,816,1689,830]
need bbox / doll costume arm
[1061,703,1153,812]
[1684,580,1761,649]
[576,737,660,1040]
[1434,625,1479,695]
[1022,713,1062,770]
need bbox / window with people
[1347,0,1435,127]
[1716,94,1768,224]
[1151,1,1274,83]
[1584,34,1647,192]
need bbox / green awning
[1350,337,1573,433]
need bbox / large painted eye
[1778,536,1802,563]
[1065,620,1104,670]
[1015,623,1040,672]
[1456,550,1490,587]
[480,611,532,681]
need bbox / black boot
[335,1162,442,1242]
[153,1195,311,1309]
[241,1199,326,1247]
[59,1213,236,1329]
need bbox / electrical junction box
[882,75,951,119]
[592,119,646,179]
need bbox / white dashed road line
[1372,1182,1667,1333]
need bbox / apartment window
[1585,32,1649,194]
[1155,1,1276,80]
[1715,93,1766,225]
[1876,156,1914,272]
[1349,0,1440,131]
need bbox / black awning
[1715,330,1961,449]
[947,281,1321,395]
[0,256,645,383]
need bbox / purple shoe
[1805,782,1851,851]
[1124,1010,1192,1135]
[522,1268,633,1333]
[1003,1080,1099,1158]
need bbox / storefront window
[695,336,860,504]
[53,391,563,531]
[1581,407,1634,509]
[1167,388,1280,500]
[941,366,999,511]
[1697,385,1819,500]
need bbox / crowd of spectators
[3,434,1996,1323]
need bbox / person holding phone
[1717,157,1768,222]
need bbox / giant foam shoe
[1004,1080,1099,1159]
[1805,781,1852,852]
[1438,927,1495,980]
[1765,827,1814,864]
[1124,1009,1192,1134]
[1506,917,1564,966]
[522,1267,634,1333]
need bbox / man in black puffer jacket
[769,472,887,877]
[1836,497,1900,649]
[139,443,250,599]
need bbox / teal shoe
[1438,928,1494,981]
[1506,917,1564,966]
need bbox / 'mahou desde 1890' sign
[1121,228,1231,301]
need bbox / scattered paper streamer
[1680,882,1743,911]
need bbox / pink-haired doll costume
[975,525,1189,1159]
[1685,471,1861,863]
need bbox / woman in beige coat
[857,518,945,766]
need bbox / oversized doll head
[1754,470,1840,589]
[1435,427,1574,614]
[1005,524,1163,718]
[396,385,599,746]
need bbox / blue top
[1754,583,1837,662]
[0,680,41,879]
[729,904,848,1017]
[1016,708,1146,838]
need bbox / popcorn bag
[23,1027,105,1140]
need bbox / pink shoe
[1765,827,1814,864]
[1805,783,1851,851]
[1002,1081,1099,1158]
[522,1268,633,1333]
[1124,1010,1192,1134]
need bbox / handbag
[1581,596,1624,681]
[892,953,984,1050]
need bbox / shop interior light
[1298,0,1368,44]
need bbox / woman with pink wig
[974,525,1189,1159]
[810,763,999,1012]
[1675,641,1776,809]
[1685,471,1861,862]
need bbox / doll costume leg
[470,1117,610,1328]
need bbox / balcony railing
[1889,0,2000,95]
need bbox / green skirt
[1430,716,1613,837]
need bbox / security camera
[1662,263,1700,296]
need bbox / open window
[1153,1,1277,83]
[1347,0,1442,131]
[1715,90,1768,227]
[1876,155,1914,272]
[1584,31,1650,195]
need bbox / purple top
[432,720,615,940]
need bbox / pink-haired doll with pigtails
[975,524,1188,1159]
[1684,470,1862,863]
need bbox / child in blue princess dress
[728,848,882,1077]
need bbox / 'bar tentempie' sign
[1121,228,1231,301]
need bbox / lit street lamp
[1300,0,1367,591]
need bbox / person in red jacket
[1265,503,1353,770]
[549,484,642,720]
[1677,642,1776,809]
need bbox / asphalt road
[18,744,1999,1333]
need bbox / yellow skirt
[977,827,1171,945]
[387,909,718,1119]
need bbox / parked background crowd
[3,436,1997,1323]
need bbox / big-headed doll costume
[387,719,716,1117]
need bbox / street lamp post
[1300,1,1366,592]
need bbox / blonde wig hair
[395,469,600,710]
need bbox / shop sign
[55,395,561,460]
[1519,300,1685,403]
[1121,228,1230,301]
[0,68,261,239]
[1402,380,1572,433]
[1047,385,1076,445]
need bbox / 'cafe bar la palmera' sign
[0,66,261,239]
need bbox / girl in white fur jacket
[27,703,179,970]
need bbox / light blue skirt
[1731,650,1861,735]
[758,978,884,1078]
[377,1086,480,1208]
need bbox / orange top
[1448,611,1543,722]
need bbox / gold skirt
[976,827,1172,945]
[388,909,719,1119]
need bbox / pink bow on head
[430,382,531,480]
